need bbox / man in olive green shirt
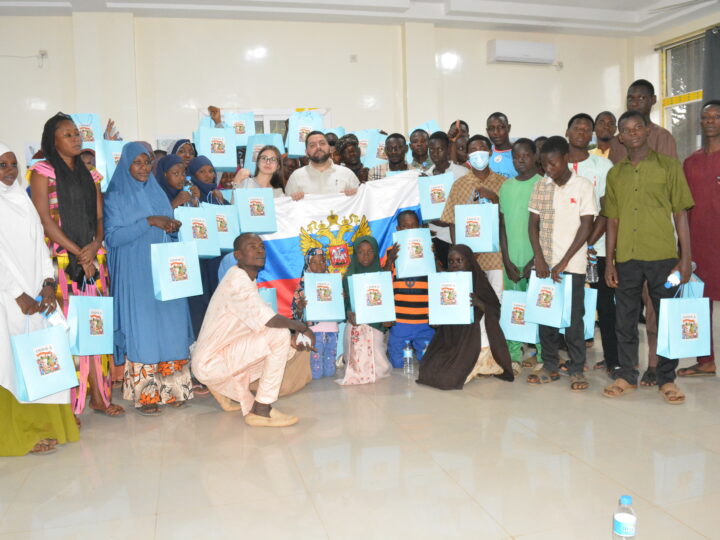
[602,111,694,404]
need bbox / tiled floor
[1,333,719,539]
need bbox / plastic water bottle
[422,340,430,359]
[612,495,637,539]
[35,296,70,332]
[664,261,697,288]
[586,245,599,284]
[402,340,415,377]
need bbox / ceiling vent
[487,40,556,65]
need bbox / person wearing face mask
[440,134,509,378]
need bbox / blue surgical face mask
[468,150,490,171]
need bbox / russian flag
[221,174,420,316]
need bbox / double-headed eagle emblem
[299,211,372,273]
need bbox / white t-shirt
[237,177,285,198]
[285,162,359,196]
[568,154,612,257]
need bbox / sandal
[593,360,606,370]
[136,404,162,416]
[521,351,538,368]
[30,439,58,455]
[527,369,559,385]
[659,383,685,405]
[570,373,589,391]
[677,363,716,377]
[602,378,637,398]
[512,363,522,377]
[91,403,126,417]
[167,400,189,409]
[640,368,657,387]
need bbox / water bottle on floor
[664,261,697,288]
[403,340,415,377]
[586,245,599,284]
[612,495,636,539]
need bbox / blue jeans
[387,322,435,368]
[310,331,339,379]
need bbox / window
[198,108,331,142]
[662,36,705,160]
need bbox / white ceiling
[2,0,719,35]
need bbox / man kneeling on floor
[192,233,316,427]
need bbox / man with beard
[285,131,359,199]
[590,111,616,159]
[367,133,411,181]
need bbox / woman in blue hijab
[156,154,199,208]
[104,142,195,415]
[188,155,224,205]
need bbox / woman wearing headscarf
[0,142,79,455]
[417,244,514,390]
[29,113,124,418]
[155,154,199,209]
[188,155,225,205]
[171,139,196,169]
[338,236,392,385]
[104,142,194,415]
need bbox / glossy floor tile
[1,330,719,539]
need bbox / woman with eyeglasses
[236,145,286,197]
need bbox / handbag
[500,290,540,343]
[524,271,572,328]
[200,200,240,252]
[234,187,277,234]
[193,127,238,171]
[150,236,204,301]
[428,271,474,325]
[560,287,597,340]
[657,285,711,359]
[393,228,434,279]
[286,111,324,157]
[347,272,396,325]
[304,273,345,322]
[175,205,221,259]
[417,172,455,222]
[67,281,114,356]
[454,203,500,253]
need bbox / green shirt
[602,150,694,263]
[499,174,542,268]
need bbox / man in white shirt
[285,131,359,199]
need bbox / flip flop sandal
[30,440,58,455]
[136,405,162,416]
[677,365,716,377]
[602,378,637,398]
[569,374,589,391]
[512,363,522,377]
[521,355,538,368]
[593,360,606,370]
[659,383,685,405]
[92,404,126,417]
[167,401,189,409]
[640,368,657,387]
[527,369,559,385]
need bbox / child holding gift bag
[527,136,597,391]
[29,113,124,418]
[291,248,340,379]
[382,210,435,368]
[339,236,392,385]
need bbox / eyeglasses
[259,156,279,164]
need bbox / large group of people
[1,78,718,456]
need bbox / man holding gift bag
[602,111,694,404]
[527,136,597,390]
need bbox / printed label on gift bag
[249,198,265,217]
[376,143,387,160]
[252,144,263,162]
[298,126,311,142]
[79,126,94,142]
[358,139,368,157]
[191,218,208,239]
[440,285,457,306]
[465,217,481,238]
[430,185,446,204]
[215,214,229,233]
[316,282,333,302]
[35,345,60,375]
[408,240,424,259]
[536,286,555,308]
[169,257,188,282]
[233,121,246,135]
[511,303,526,325]
[113,153,121,164]
[366,286,382,306]
[89,309,104,336]
[681,313,699,340]
[210,137,226,154]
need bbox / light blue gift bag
[286,111,324,157]
[150,238,203,301]
[324,127,346,137]
[223,112,256,146]
[67,294,114,356]
[258,287,278,313]
[408,120,441,137]
[175,206,221,259]
[245,134,286,168]
[351,129,380,166]
[11,321,78,402]
[200,202,239,252]
[657,286,711,359]
[103,140,126,186]
[524,271,572,328]
[681,273,705,299]
[428,271,473,325]
[362,131,388,169]
[454,203,499,253]
[500,290,540,343]
[417,172,455,222]
[193,127,238,172]
[560,287,597,340]
[234,187,277,234]
[304,273,345,322]
[71,113,108,190]
[393,228,434,278]
[347,271,396,325]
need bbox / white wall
[0,12,714,163]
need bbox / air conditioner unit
[487,40,556,65]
